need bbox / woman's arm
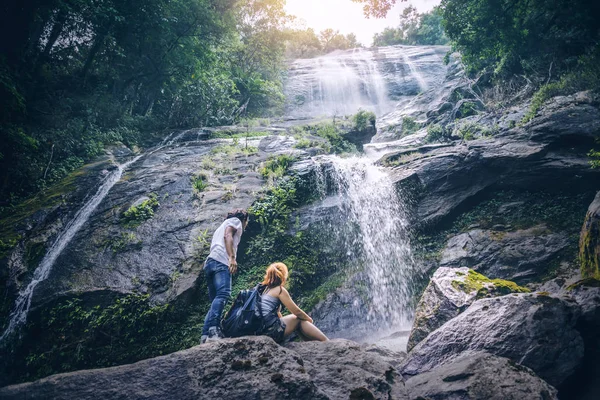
[278,287,313,323]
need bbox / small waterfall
[0,155,143,342]
[318,156,417,333]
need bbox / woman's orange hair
[262,262,289,288]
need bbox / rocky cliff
[1,44,600,399]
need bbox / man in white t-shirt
[201,209,249,343]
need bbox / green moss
[451,269,530,298]
[1,292,209,385]
[24,241,46,269]
[105,232,142,253]
[566,278,600,291]
[579,223,600,279]
[297,273,345,311]
[0,166,87,254]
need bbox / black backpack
[221,284,265,337]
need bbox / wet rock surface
[0,337,413,400]
[406,267,527,351]
[401,293,583,387]
[376,92,600,228]
[440,226,571,282]
[404,351,558,400]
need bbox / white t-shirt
[207,217,243,267]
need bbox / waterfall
[285,48,394,118]
[0,155,142,343]
[318,155,417,334]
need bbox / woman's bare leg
[280,315,329,341]
[281,314,301,336]
[299,320,328,341]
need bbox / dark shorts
[262,319,286,344]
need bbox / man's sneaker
[200,335,208,344]
[205,326,224,342]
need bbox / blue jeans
[202,258,231,335]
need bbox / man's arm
[224,225,238,274]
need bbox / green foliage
[401,117,421,136]
[192,174,208,193]
[122,194,160,227]
[293,138,316,149]
[372,6,449,46]
[425,124,450,143]
[588,149,600,169]
[260,155,296,180]
[193,229,211,261]
[242,177,338,304]
[315,123,358,154]
[523,50,600,123]
[105,232,142,254]
[352,110,376,132]
[454,122,496,140]
[441,0,600,78]
[0,0,294,204]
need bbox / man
[201,209,249,343]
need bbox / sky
[284,0,441,46]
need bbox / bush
[315,123,357,154]
[260,154,296,180]
[425,124,449,143]
[402,117,420,136]
[122,194,160,227]
[192,174,208,192]
[352,109,376,132]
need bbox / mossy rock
[451,269,530,299]
[579,194,600,279]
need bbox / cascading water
[285,48,394,118]
[316,155,417,336]
[284,45,450,120]
[0,155,143,342]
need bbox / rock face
[401,293,583,387]
[287,340,409,399]
[580,191,600,279]
[375,92,600,228]
[440,226,570,282]
[0,337,410,400]
[406,267,528,351]
[404,351,559,400]
[1,336,563,400]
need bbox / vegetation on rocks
[121,195,160,228]
[452,269,530,298]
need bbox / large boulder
[405,351,558,400]
[0,337,411,400]
[440,226,570,282]
[407,267,529,351]
[401,293,583,387]
[579,191,600,279]
[287,340,408,399]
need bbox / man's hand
[228,255,238,274]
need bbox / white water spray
[0,155,142,342]
[321,156,417,332]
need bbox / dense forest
[1,0,599,206]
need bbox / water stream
[0,155,143,342]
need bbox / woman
[259,262,328,343]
